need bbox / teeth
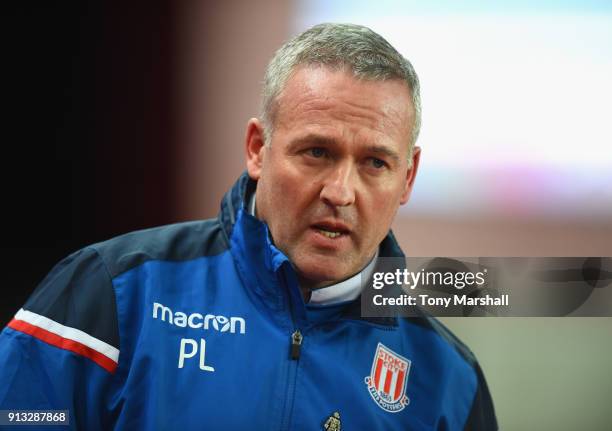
[318,229,341,238]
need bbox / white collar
[308,249,378,305]
[248,191,376,306]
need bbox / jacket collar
[219,172,405,326]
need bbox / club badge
[364,343,411,412]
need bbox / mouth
[311,221,351,240]
[315,228,343,239]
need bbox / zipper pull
[290,330,303,360]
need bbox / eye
[308,147,326,158]
[368,157,387,169]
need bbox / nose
[319,163,356,207]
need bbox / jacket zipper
[290,329,303,360]
[279,267,302,431]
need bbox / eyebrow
[289,134,337,149]
[364,145,401,163]
[289,134,402,163]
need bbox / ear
[400,146,421,205]
[245,118,266,180]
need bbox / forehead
[274,66,414,147]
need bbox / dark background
[2,2,178,325]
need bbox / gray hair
[261,23,421,156]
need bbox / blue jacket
[0,173,497,430]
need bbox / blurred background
[3,1,611,429]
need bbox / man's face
[246,66,420,289]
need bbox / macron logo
[152,302,246,335]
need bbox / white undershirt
[248,192,376,305]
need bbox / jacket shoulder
[7,219,227,373]
[9,246,120,371]
[404,316,498,430]
[91,218,228,278]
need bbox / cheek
[272,165,309,204]
[364,189,401,231]
[259,169,304,223]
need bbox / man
[0,23,497,430]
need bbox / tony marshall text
[373,294,510,307]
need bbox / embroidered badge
[364,343,411,412]
[322,411,341,431]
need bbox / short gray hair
[261,23,421,154]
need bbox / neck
[296,251,378,304]
[297,276,333,301]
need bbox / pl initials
[178,338,215,372]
